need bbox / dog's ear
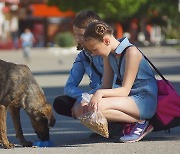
[41,104,56,127]
[49,115,56,127]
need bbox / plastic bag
[78,93,109,138]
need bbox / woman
[53,10,103,118]
[53,10,123,139]
[83,21,158,142]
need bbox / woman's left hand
[88,90,103,111]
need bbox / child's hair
[84,21,114,42]
[73,10,101,29]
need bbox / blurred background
[0,0,179,50]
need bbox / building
[0,0,75,49]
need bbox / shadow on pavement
[32,70,70,76]
[151,56,180,63]
[150,56,180,76]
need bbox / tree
[135,0,180,26]
[48,0,179,25]
[48,0,180,39]
[48,0,147,22]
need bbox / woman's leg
[98,96,141,123]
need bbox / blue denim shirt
[64,50,103,103]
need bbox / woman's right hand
[71,101,88,118]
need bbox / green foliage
[165,27,180,39]
[48,0,147,22]
[48,0,180,36]
[48,0,180,26]
[136,0,180,27]
[54,31,76,47]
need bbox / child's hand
[88,90,103,111]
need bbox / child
[83,21,158,142]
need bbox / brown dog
[0,59,56,149]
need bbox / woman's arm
[64,53,85,100]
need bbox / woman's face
[73,26,85,48]
[84,38,110,57]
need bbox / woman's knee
[53,96,75,116]
[53,97,62,110]
[53,99,62,114]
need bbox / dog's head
[30,104,56,141]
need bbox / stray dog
[0,59,56,149]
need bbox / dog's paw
[3,143,15,149]
[22,141,33,147]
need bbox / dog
[0,59,56,149]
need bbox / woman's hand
[71,101,88,118]
[88,90,103,111]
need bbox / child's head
[83,21,114,57]
[73,10,101,50]
[25,28,31,33]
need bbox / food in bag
[78,93,109,138]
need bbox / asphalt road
[0,46,180,154]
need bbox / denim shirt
[64,50,103,103]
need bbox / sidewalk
[0,46,180,154]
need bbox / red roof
[31,4,75,18]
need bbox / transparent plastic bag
[78,93,109,138]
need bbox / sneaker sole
[120,125,154,143]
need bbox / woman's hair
[84,21,114,42]
[73,10,101,29]
[73,10,101,50]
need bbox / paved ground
[0,46,180,154]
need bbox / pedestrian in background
[20,28,35,62]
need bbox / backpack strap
[137,47,174,90]
[116,44,174,89]
[116,45,133,85]
[83,51,102,78]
